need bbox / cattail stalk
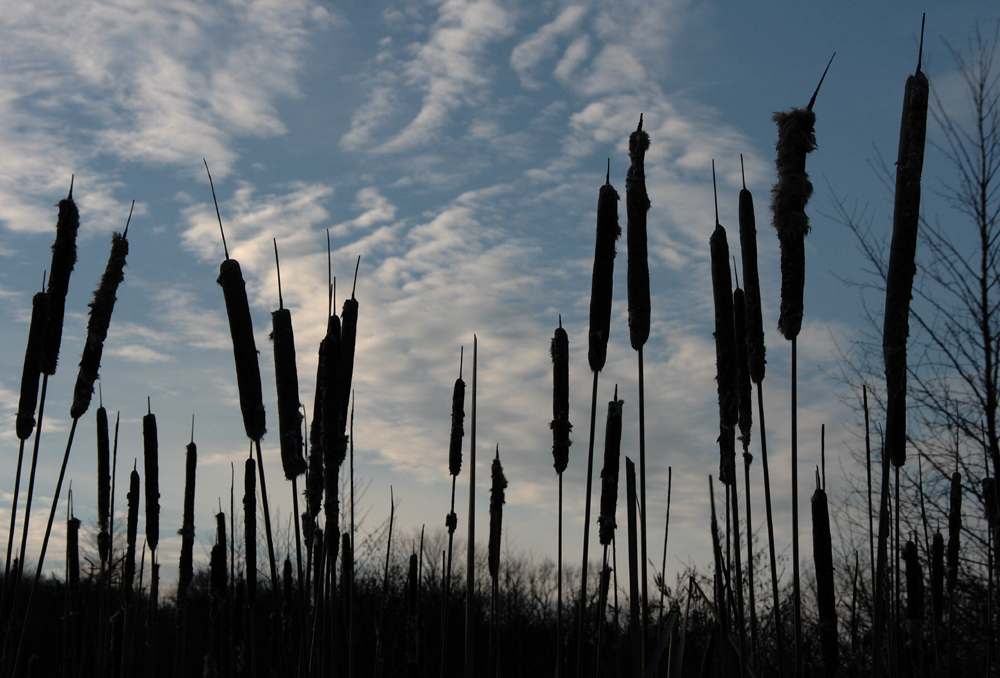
[443,349,465,678]
[771,56,833,673]
[874,27,928,674]
[550,321,570,676]
[625,458,641,677]
[903,541,925,671]
[813,475,838,678]
[626,115,653,654]
[124,465,140,602]
[178,436,197,604]
[489,448,507,675]
[580,165,620,677]
[465,336,478,678]
[96,406,111,563]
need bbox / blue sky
[0,0,995,596]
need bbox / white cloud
[510,5,588,89]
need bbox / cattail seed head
[124,466,140,601]
[947,471,962,594]
[143,410,160,552]
[97,406,111,561]
[812,485,838,678]
[903,540,925,650]
[711,224,738,484]
[306,335,326,519]
[271,308,307,480]
[449,376,466,477]
[218,258,266,441]
[210,539,227,601]
[177,439,197,603]
[488,447,507,581]
[734,287,753,450]
[738,182,766,383]
[340,296,359,432]
[931,531,944,626]
[16,291,48,439]
[41,186,80,376]
[588,170,621,372]
[321,317,344,544]
[244,457,257,607]
[71,230,128,419]
[550,324,571,474]
[627,116,651,351]
[598,392,624,546]
[771,107,817,340]
[884,56,930,469]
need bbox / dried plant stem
[15,375,50,584]
[658,467,672,633]
[577,370,600,677]
[743,453,759,673]
[557,471,564,677]
[626,459,641,677]
[465,335,478,678]
[253,439,280,603]
[638,347,649,660]
[756,380,784,678]
[791,337,802,677]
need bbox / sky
[0,0,996,604]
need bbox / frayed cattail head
[884,30,930,469]
[16,291,48,439]
[947,471,961,594]
[449,376,466,477]
[124,465,139,601]
[710,223,737,484]
[218,258,266,441]
[143,408,160,552]
[97,405,111,562]
[738,164,766,384]
[550,323,571,474]
[812,482,838,678]
[71,229,128,419]
[244,457,257,607]
[488,447,507,581]
[588,165,621,373]
[271,308,307,480]
[41,183,79,376]
[598,390,624,546]
[177,438,197,603]
[734,286,753,450]
[931,531,943,626]
[771,107,816,341]
[627,115,651,351]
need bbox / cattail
[244,458,257,607]
[488,447,508,581]
[271,307,307,480]
[96,405,111,562]
[550,322,571,474]
[710,221,737,484]
[903,540,925,662]
[177,438,197,603]
[322,316,343,546]
[124,465,139,601]
[340,290,359,432]
[734,286,753,449]
[210,517,227,602]
[306,334,326,518]
[588,162,621,373]
[947,471,962,594]
[770,56,832,340]
[812,480,838,678]
[218,258,267,441]
[16,291,48,439]
[67,515,81,596]
[738,161,766,384]
[598,389,624,546]
[884,22,929,468]
[41,182,80,376]
[627,115,651,351]
[143,406,160,553]
[449,375,466,477]
[931,531,944,626]
[70,227,129,419]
